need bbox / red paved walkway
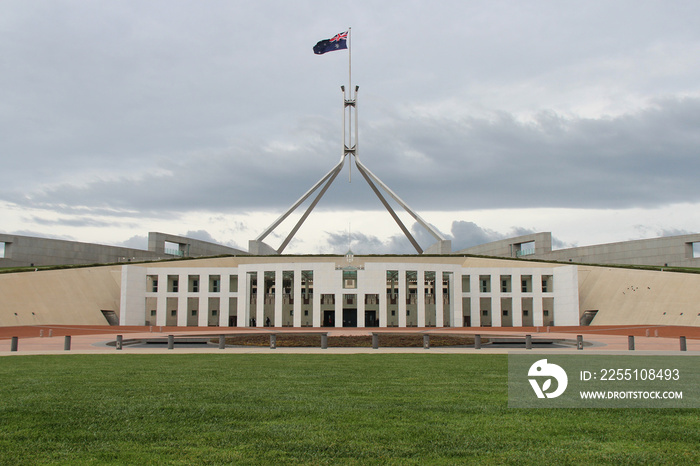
[0,325,698,354]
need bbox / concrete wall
[148,232,247,257]
[0,232,248,268]
[0,234,161,268]
[578,266,700,327]
[543,234,700,268]
[457,232,700,268]
[0,265,122,326]
[458,232,553,258]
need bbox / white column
[177,274,187,327]
[357,293,365,327]
[416,270,425,327]
[198,295,208,327]
[512,293,523,327]
[293,270,302,328]
[335,293,342,327]
[398,270,407,328]
[240,271,251,327]
[492,290,502,327]
[220,294,230,327]
[219,272,230,327]
[156,272,167,326]
[435,270,444,327]
[379,290,388,328]
[256,270,264,327]
[312,288,321,327]
[274,269,283,327]
[451,271,462,328]
[470,274,481,327]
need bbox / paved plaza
[0,325,697,355]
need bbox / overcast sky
[2,0,700,254]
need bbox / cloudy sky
[2,0,700,254]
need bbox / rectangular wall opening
[500,275,511,293]
[462,297,471,327]
[461,274,470,292]
[516,241,536,257]
[147,275,158,293]
[164,241,183,257]
[229,275,239,292]
[301,270,313,305]
[479,275,491,293]
[479,297,492,327]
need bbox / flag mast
[347,27,352,182]
[248,28,451,255]
[343,27,357,182]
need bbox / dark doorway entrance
[323,310,335,327]
[229,316,237,327]
[463,316,471,327]
[343,309,357,327]
[364,310,378,327]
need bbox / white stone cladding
[120,260,579,328]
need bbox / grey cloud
[323,220,571,255]
[119,235,148,250]
[27,216,116,228]
[3,0,700,249]
[10,97,700,216]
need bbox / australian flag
[313,31,348,55]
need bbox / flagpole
[348,27,352,182]
[348,27,352,101]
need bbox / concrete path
[0,325,697,356]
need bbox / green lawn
[0,354,697,464]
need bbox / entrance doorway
[463,316,471,327]
[323,310,335,327]
[229,316,237,327]
[343,309,357,327]
[364,310,378,327]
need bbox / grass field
[0,354,697,464]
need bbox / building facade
[119,256,580,328]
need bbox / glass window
[343,270,357,289]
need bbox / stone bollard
[525,334,532,350]
[64,335,71,351]
[372,334,379,349]
[645,329,650,337]
[321,334,328,349]
[546,326,550,333]
[10,336,18,352]
[270,334,277,349]
[654,329,658,337]
[167,335,174,350]
[150,326,153,333]
[423,335,430,349]
[116,335,123,350]
[474,334,481,350]
[577,335,583,350]
[628,335,635,351]
[48,329,53,337]
[680,336,687,352]
[40,329,44,338]
[219,334,225,349]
